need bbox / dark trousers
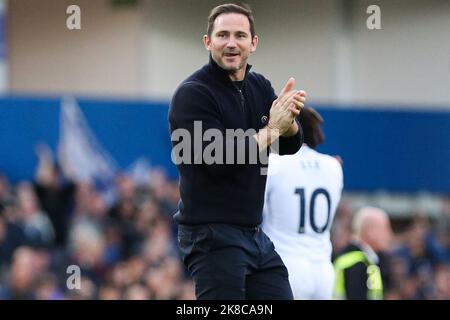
[178,223,294,300]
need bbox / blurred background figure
[0,173,13,208]
[0,246,37,299]
[333,206,393,300]
[34,273,64,300]
[16,182,55,248]
[33,144,75,249]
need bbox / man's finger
[293,95,306,104]
[277,90,299,110]
[291,99,304,110]
[289,105,301,115]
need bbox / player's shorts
[279,254,335,300]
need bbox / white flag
[126,157,152,187]
[58,96,118,205]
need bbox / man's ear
[203,35,211,51]
[250,35,259,53]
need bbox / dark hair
[299,107,325,149]
[207,3,255,38]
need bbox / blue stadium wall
[0,96,449,193]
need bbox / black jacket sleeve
[344,262,369,300]
[169,82,261,176]
[277,118,303,155]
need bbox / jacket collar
[349,240,379,265]
[207,54,252,85]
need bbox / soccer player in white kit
[263,107,343,300]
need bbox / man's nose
[226,36,237,48]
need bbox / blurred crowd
[331,200,450,300]
[0,151,449,300]
[0,150,195,300]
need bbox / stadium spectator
[34,273,64,300]
[0,207,26,267]
[0,246,37,299]
[333,206,393,300]
[98,283,121,300]
[16,183,55,248]
[390,215,450,299]
[0,173,14,208]
[33,144,75,247]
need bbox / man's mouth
[224,52,240,57]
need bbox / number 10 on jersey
[295,188,331,234]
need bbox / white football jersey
[263,145,343,262]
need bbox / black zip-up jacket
[169,57,303,227]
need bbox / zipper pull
[238,89,245,108]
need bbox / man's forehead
[213,13,251,33]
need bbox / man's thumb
[279,77,295,96]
